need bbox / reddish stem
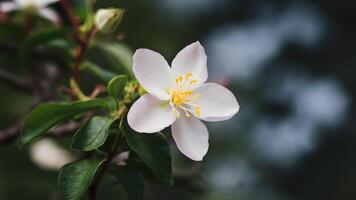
[60,0,97,87]
[60,0,82,42]
[89,84,105,98]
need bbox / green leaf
[110,167,145,200]
[39,39,74,69]
[80,61,116,83]
[96,43,133,77]
[98,128,121,153]
[80,12,95,34]
[59,159,103,200]
[108,75,127,99]
[121,119,173,185]
[21,99,109,146]
[100,97,119,113]
[72,116,116,151]
[127,152,165,185]
[19,28,70,67]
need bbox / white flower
[0,0,59,23]
[127,41,240,161]
[30,138,76,171]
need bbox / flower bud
[95,8,124,34]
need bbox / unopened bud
[95,8,124,34]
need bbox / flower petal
[171,41,208,85]
[38,8,60,23]
[128,94,176,133]
[133,49,174,100]
[171,116,209,161]
[194,83,239,121]
[0,2,19,12]
[14,0,30,8]
[33,0,59,8]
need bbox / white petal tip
[189,155,205,161]
[134,48,148,54]
[191,41,204,49]
[230,101,240,117]
[186,147,208,161]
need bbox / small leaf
[96,43,133,77]
[121,119,173,185]
[59,159,103,200]
[72,116,116,151]
[80,61,116,83]
[98,129,119,153]
[21,99,109,146]
[39,39,74,68]
[108,75,127,99]
[127,152,164,185]
[80,12,95,34]
[110,167,145,200]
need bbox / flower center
[169,72,201,118]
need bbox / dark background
[0,0,356,199]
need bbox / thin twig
[0,66,60,144]
[89,84,105,98]
[0,69,32,94]
[49,121,82,137]
[60,0,84,83]
[60,0,97,84]
[0,116,89,145]
[59,0,83,44]
[50,113,93,137]
[0,121,22,145]
[72,28,97,83]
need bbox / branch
[50,113,93,137]
[0,118,88,145]
[0,65,61,145]
[60,0,83,44]
[60,0,84,83]
[49,121,82,137]
[0,69,33,94]
[0,121,21,145]
[60,0,97,83]
[72,28,97,84]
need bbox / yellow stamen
[170,72,202,118]
[175,76,183,83]
[185,72,193,80]
[190,80,197,84]
[194,107,201,117]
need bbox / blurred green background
[1,0,356,199]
